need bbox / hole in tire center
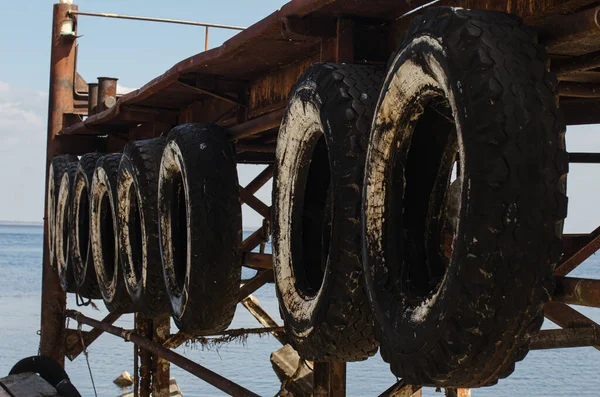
[100,192,116,281]
[170,172,188,295]
[390,95,458,303]
[77,186,90,263]
[128,184,144,283]
[294,133,331,298]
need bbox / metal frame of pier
[40,1,600,396]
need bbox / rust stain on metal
[554,277,600,308]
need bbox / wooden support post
[40,1,78,366]
[241,295,287,344]
[313,362,346,397]
[152,314,171,397]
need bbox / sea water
[0,224,598,396]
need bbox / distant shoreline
[0,220,44,227]
[0,221,262,232]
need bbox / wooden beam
[241,295,287,344]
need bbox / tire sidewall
[118,154,149,302]
[273,82,332,336]
[158,138,191,321]
[364,34,467,355]
[90,165,119,303]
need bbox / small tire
[118,137,170,317]
[362,7,567,387]
[158,123,242,334]
[272,63,384,361]
[91,154,135,314]
[71,153,104,299]
[48,155,78,270]
[56,160,79,293]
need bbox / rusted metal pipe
[152,314,171,397]
[66,310,260,397]
[554,277,600,308]
[137,315,152,397]
[530,327,600,350]
[228,108,286,141]
[556,229,600,276]
[97,77,118,112]
[87,83,98,116]
[40,1,79,367]
[67,10,246,30]
[314,362,346,397]
[205,26,210,51]
[543,301,600,351]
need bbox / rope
[77,320,98,397]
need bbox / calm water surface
[0,225,598,396]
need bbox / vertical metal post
[40,1,78,366]
[205,26,209,51]
[97,77,118,112]
[152,314,171,397]
[314,362,346,397]
[137,316,153,397]
[87,83,98,116]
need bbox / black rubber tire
[272,63,384,361]
[55,160,79,293]
[362,7,567,387]
[118,137,170,317]
[48,155,78,270]
[158,123,242,334]
[90,154,135,314]
[10,356,82,397]
[71,153,104,299]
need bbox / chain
[77,320,98,397]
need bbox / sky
[0,0,599,232]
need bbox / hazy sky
[0,0,599,232]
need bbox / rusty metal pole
[137,315,153,397]
[87,83,98,116]
[152,314,171,397]
[97,77,118,112]
[205,26,210,51]
[40,1,78,366]
[314,362,346,397]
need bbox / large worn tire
[362,7,567,387]
[118,137,170,317]
[56,160,79,293]
[71,153,104,299]
[48,155,78,270]
[272,63,384,361]
[91,154,135,314]
[158,123,242,334]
